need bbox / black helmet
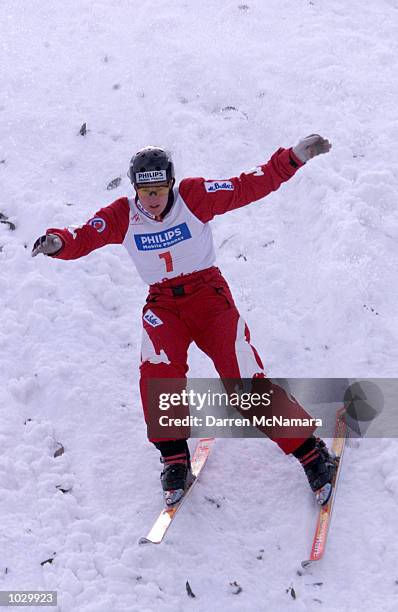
[127,146,175,186]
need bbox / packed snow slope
[1,0,398,610]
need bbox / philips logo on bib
[134,223,192,251]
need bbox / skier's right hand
[31,233,63,257]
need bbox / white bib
[122,191,216,284]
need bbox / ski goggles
[136,185,170,197]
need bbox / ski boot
[298,438,338,505]
[160,453,195,506]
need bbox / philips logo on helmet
[204,181,234,193]
[136,170,167,183]
[134,223,192,251]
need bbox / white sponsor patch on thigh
[143,309,163,327]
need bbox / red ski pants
[139,267,316,454]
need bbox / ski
[139,437,214,545]
[301,407,347,568]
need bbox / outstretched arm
[179,135,331,222]
[32,197,130,259]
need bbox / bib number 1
[159,251,173,272]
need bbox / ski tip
[138,536,156,545]
[301,559,315,569]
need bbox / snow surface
[1,0,398,610]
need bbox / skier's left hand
[293,134,332,163]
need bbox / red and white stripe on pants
[139,267,315,453]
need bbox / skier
[32,135,336,507]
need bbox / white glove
[31,233,63,257]
[293,134,332,163]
